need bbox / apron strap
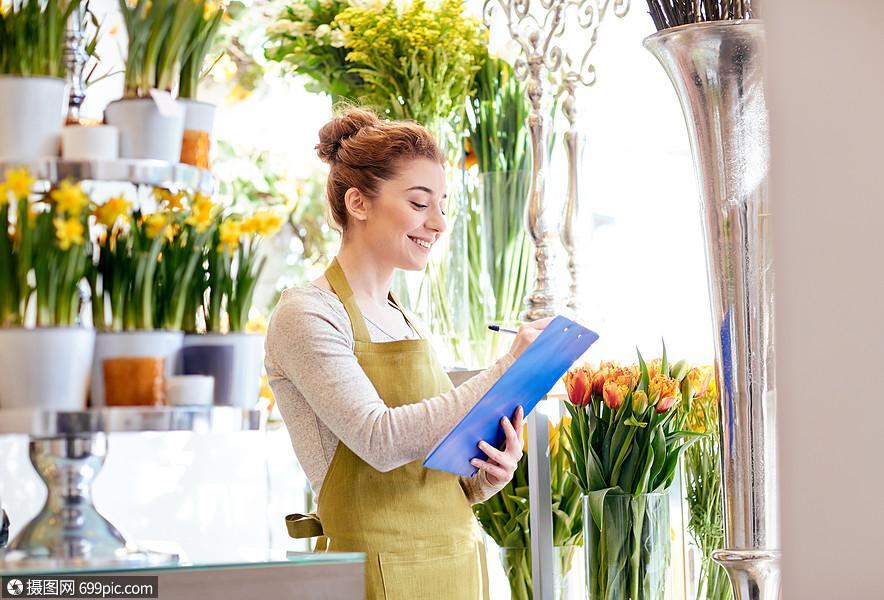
[285,512,324,539]
[388,291,422,339]
[324,258,372,343]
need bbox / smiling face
[353,157,448,271]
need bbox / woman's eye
[411,202,428,210]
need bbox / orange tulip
[650,372,680,413]
[564,367,592,407]
[602,379,626,410]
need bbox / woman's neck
[335,243,394,306]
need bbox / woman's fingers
[478,440,506,463]
[471,457,508,481]
[501,415,520,450]
[513,406,524,446]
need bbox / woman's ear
[344,187,369,223]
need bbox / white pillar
[766,2,884,597]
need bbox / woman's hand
[471,406,524,487]
[508,317,554,360]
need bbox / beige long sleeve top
[264,283,516,504]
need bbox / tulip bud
[631,389,649,415]
[670,359,689,382]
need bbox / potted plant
[182,207,282,408]
[0,1,83,159]
[0,170,95,410]
[86,189,217,406]
[179,0,225,169]
[104,0,201,162]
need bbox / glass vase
[584,493,671,600]
[499,544,585,600]
[460,169,533,368]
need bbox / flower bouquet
[264,0,359,102]
[473,418,583,600]
[563,347,705,600]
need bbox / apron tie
[285,512,324,539]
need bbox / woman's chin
[399,256,430,271]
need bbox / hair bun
[316,108,382,163]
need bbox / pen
[487,325,518,334]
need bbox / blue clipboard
[423,315,599,477]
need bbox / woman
[265,108,550,599]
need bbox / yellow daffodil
[50,180,90,216]
[186,192,217,232]
[245,315,268,334]
[94,195,132,228]
[217,218,242,252]
[54,217,85,250]
[154,187,186,211]
[0,182,7,206]
[250,210,284,237]
[3,168,35,200]
[143,213,169,239]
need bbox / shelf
[0,158,216,194]
[0,406,262,436]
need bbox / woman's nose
[426,201,447,234]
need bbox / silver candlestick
[557,0,627,312]
[484,0,566,322]
[484,0,626,320]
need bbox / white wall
[765,1,884,597]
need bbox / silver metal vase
[644,20,780,600]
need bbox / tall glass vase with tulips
[563,348,705,600]
[474,418,583,599]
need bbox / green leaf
[587,486,623,530]
[623,416,647,428]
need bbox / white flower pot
[104,97,185,163]
[181,99,216,133]
[61,124,119,160]
[0,76,68,161]
[0,327,95,410]
[179,99,216,168]
[183,333,264,409]
[90,331,184,407]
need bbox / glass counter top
[0,548,364,577]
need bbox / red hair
[316,107,444,231]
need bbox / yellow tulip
[50,180,90,216]
[632,389,649,415]
[53,217,85,250]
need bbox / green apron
[286,258,490,600]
